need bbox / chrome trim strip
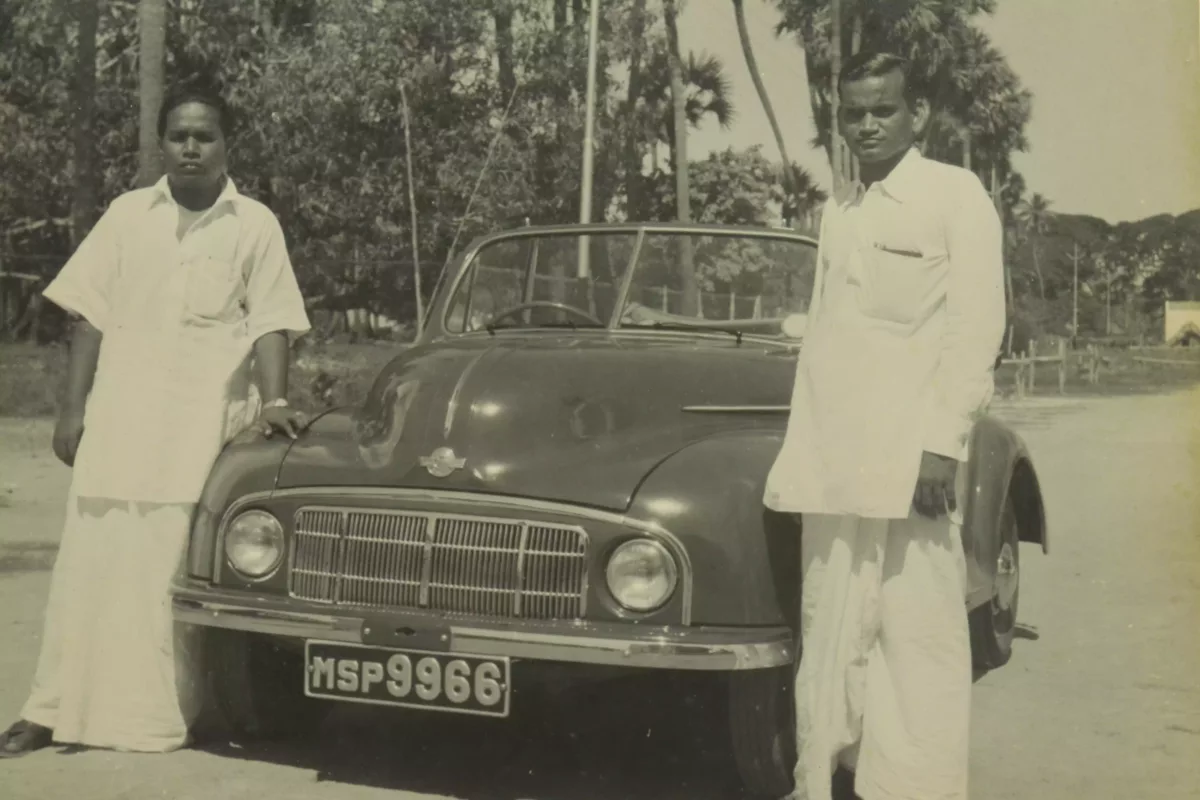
[513,521,530,617]
[172,591,793,671]
[443,349,490,437]
[222,487,694,626]
[680,404,791,414]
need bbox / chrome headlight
[224,510,284,579]
[605,538,678,612]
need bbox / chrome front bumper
[171,582,794,671]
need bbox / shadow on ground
[196,673,752,800]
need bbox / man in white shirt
[0,86,311,757]
[763,51,1007,800]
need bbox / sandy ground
[0,387,1198,800]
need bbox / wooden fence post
[1027,345,1036,394]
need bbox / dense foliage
[1,0,1196,343]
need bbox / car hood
[275,333,796,512]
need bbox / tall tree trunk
[70,0,101,247]
[624,0,647,220]
[732,0,799,226]
[847,3,861,183]
[1031,242,1046,300]
[830,0,846,190]
[493,4,515,100]
[850,3,862,54]
[136,0,167,188]
[991,163,1016,314]
[663,0,698,316]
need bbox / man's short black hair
[156,84,233,138]
[838,51,926,108]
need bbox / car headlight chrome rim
[605,538,678,612]
[224,509,285,579]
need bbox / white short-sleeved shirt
[42,175,312,504]
[763,148,1006,519]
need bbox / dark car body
[173,223,1046,795]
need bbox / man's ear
[912,98,932,139]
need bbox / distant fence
[468,264,795,324]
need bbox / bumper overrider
[171,581,794,671]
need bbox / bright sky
[679,0,1200,223]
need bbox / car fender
[963,417,1049,606]
[186,407,347,581]
[626,428,801,628]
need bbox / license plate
[304,641,511,717]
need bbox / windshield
[445,229,817,334]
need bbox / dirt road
[1,387,1198,800]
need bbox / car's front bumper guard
[171,582,794,672]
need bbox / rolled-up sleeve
[41,205,122,331]
[921,173,1007,460]
[243,211,311,343]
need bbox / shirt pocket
[184,255,245,322]
[856,242,939,326]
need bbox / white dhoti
[20,494,204,752]
[792,508,971,800]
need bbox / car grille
[288,507,589,620]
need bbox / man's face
[839,69,928,165]
[160,102,227,191]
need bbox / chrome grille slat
[289,507,587,620]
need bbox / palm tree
[662,0,700,315]
[136,0,166,188]
[1016,193,1052,300]
[639,47,735,174]
[732,0,806,221]
[623,0,650,220]
[773,0,1010,177]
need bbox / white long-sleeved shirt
[42,175,311,504]
[764,147,1006,519]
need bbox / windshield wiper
[485,320,607,335]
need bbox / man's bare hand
[53,410,85,466]
[913,451,958,519]
[261,405,309,440]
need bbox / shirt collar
[841,145,925,206]
[148,173,241,214]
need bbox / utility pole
[576,0,602,279]
[1070,243,1084,338]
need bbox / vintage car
[172,223,1046,797]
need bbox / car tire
[728,666,796,799]
[200,630,331,740]
[969,492,1020,670]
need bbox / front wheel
[728,666,796,798]
[198,630,331,740]
[969,493,1020,670]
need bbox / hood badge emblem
[420,446,466,478]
